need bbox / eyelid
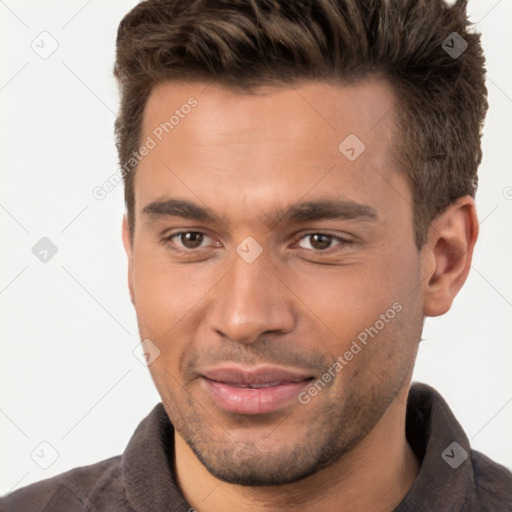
[161,230,216,252]
[294,231,353,252]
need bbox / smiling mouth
[199,366,315,415]
[210,379,311,389]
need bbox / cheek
[285,249,421,357]
[131,247,207,330]
[131,248,226,373]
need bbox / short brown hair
[114,0,487,247]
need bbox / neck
[174,385,419,512]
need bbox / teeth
[227,381,283,389]
[215,379,308,388]
[248,382,282,388]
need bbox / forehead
[135,78,408,229]
[143,78,398,150]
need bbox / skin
[122,79,478,511]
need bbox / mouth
[214,380,305,388]
[200,366,315,415]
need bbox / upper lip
[201,366,314,386]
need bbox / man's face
[124,79,426,485]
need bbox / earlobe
[122,216,136,306]
[422,196,478,317]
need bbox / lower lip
[202,378,311,415]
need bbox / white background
[1,0,511,495]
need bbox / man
[1,0,511,510]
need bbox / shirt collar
[394,383,473,511]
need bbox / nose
[209,249,296,345]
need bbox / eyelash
[161,231,352,254]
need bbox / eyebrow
[142,197,378,227]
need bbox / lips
[221,381,292,389]
[200,366,314,415]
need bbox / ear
[122,215,136,306]
[422,196,478,317]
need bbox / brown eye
[298,233,338,251]
[309,234,332,250]
[178,232,205,249]
[162,230,222,254]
